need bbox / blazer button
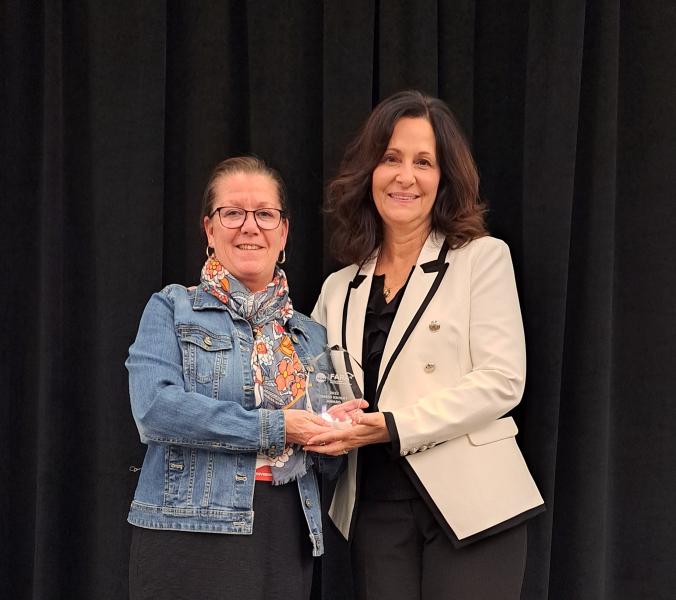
[429,320,440,332]
[424,363,435,373]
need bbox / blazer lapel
[377,232,449,398]
[342,255,376,366]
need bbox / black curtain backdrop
[3,2,676,599]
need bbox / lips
[388,192,420,201]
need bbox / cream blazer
[311,233,544,546]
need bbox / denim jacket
[126,284,333,556]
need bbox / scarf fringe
[270,451,310,486]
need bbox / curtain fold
[545,2,619,598]
[520,2,586,597]
[3,1,676,598]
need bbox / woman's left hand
[304,412,390,456]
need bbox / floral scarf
[201,256,309,485]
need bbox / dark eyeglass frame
[209,206,287,230]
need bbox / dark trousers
[129,482,313,600]
[351,498,527,600]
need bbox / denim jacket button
[305,498,313,508]
[204,335,212,346]
[292,334,299,344]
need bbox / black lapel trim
[340,272,366,350]
[338,266,366,422]
[400,459,546,547]
[374,241,449,405]
[338,266,369,543]
[420,240,449,273]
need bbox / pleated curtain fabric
[2,2,676,599]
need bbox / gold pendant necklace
[380,263,414,301]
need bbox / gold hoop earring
[278,249,286,264]
[206,246,215,258]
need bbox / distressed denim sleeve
[126,290,285,456]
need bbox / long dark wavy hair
[326,90,487,265]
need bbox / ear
[279,218,289,252]
[204,215,215,247]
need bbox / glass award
[307,345,364,429]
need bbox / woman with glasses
[125,156,365,600]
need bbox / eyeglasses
[209,207,286,230]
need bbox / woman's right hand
[284,410,335,446]
[326,398,369,424]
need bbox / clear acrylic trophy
[307,345,364,429]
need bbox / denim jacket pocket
[178,325,232,392]
[164,445,197,507]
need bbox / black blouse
[359,273,418,500]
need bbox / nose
[395,162,415,186]
[240,210,261,234]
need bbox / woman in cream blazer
[306,91,544,600]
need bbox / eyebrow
[213,204,283,213]
[385,147,436,156]
[215,196,282,208]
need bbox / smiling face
[203,172,288,292]
[371,117,441,238]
